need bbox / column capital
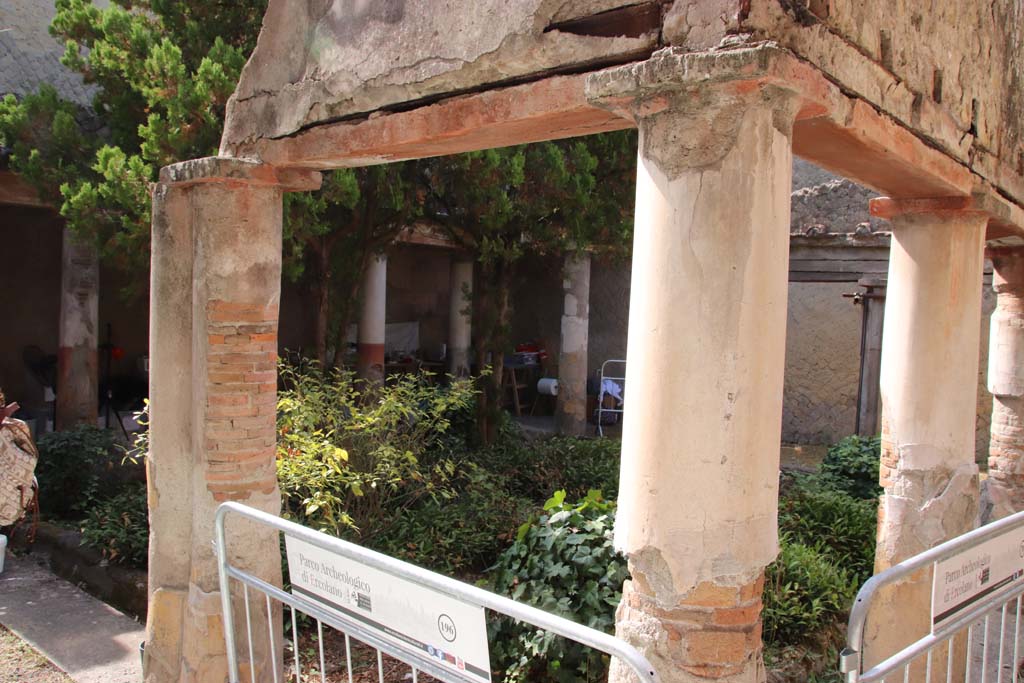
[988,246,1024,296]
[586,43,813,123]
[586,43,804,180]
[159,156,321,192]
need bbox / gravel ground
[0,625,74,683]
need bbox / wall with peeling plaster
[742,0,1024,204]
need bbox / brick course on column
[983,248,1024,521]
[205,301,280,503]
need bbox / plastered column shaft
[983,248,1024,521]
[147,160,291,683]
[358,254,387,382]
[556,252,591,436]
[865,207,986,677]
[448,259,473,376]
[611,91,797,683]
[56,228,98,429]
[855,278,886,436]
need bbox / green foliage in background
[0,0,266,282]
[762,438,881,682]
[35,425,119,517]
[763,540,859,646]
[80,483,149,566]
[375,465,533,575]
[778,477,877,581]
[488,490,627,683]
[275,358,475,541]
[820,435,882,500]
[474,434,621,502]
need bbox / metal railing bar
[345,633,353,683]
[216,502,659,683]
[945,634,953,683]
[317,619,326,683]
[291,606,301,682]
[243,583,257,683]
[227,567,480,683]
[857,585,1024,682]
[998,602,1008,683]
[267,593,280,683]
[377,649,384,683]
[983,612,991,683]
[925,648,932,682]
[967,623,975,683]
[1014,596,1021,681]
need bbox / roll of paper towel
[537,378,559,396]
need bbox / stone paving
[0,550,143,683]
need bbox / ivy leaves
[489,490,627,683]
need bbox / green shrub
[476,436,621,503]
[820,435,882,500]
[35,425,119,517]
[488,490,627,683]
[80,483,149,567]
[276,359,476,540]
[778,476,877,582]
[762,539,857,646]
[373,465,533,574]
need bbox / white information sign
[285,535,491,682]
[930,525,1024,632]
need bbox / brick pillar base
[613,577,765,682]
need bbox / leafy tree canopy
[0,0,266,279]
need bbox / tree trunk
[476,261,512,445]
[314,244,330,366]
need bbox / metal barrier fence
[596,359,626,437]
[840,509,1024,683]
[215,502,659,683]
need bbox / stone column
[358,254,387,382]
[56,228,98,429]
[983,247,1024,522]
[855,277,886,436]
[864,198,986,676]
[448,258,473,376]
[587,47,801,683]
[556,252,591,436]
[145,157,319,683]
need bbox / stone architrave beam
[587,47,802,683]
[863,196,987,680]
[145,157,319,683]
